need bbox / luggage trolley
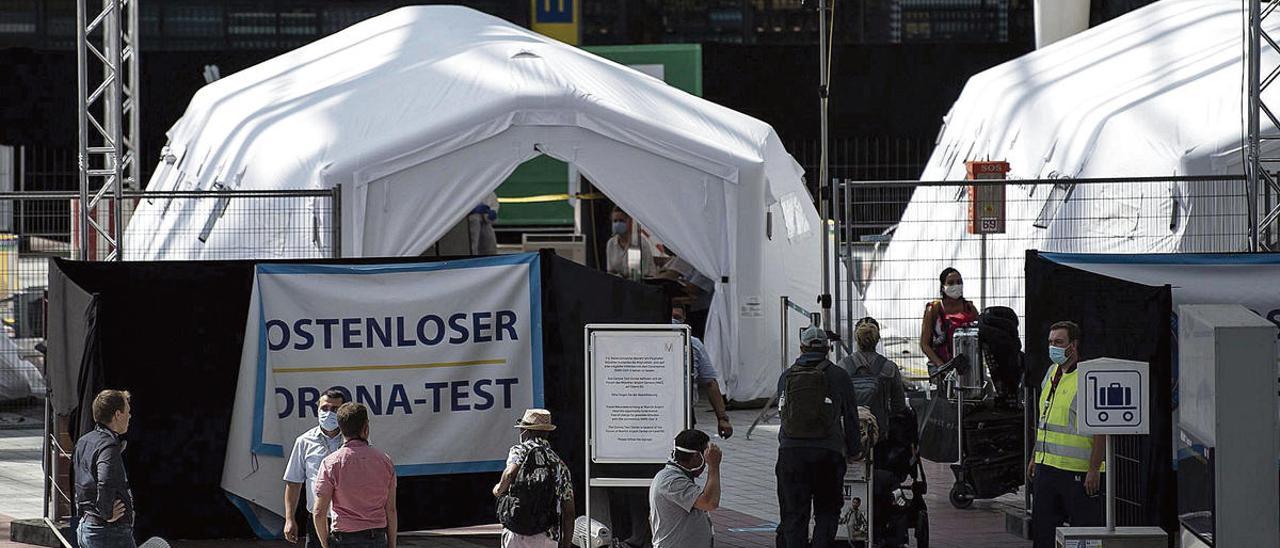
[921,308,1026,510]
[942,325,993,509]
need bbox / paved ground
[0,430,43,522]
[2,405,1031,547]
[704,407,1029,548]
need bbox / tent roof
[149,5,800,197]
[923,0,1278,180]
[131,5,823,402]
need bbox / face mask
[318,409,338,432]
[943,284,964,299]
[1049,345,1068,366]
[671,318,684,325]
[673,446,706,477]
[612,221,628,236]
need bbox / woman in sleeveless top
[919,267,979,368]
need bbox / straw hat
[514,409,556,431]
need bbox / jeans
[76,521,136,548]
[775,447,846,548]
[329,528,388,548]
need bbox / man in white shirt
[283,389,346,546]
[605,207,657,278]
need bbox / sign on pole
[1077,358,1149,435]
[586,325,690,463]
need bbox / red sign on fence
[965,160,1008,235]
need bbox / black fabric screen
[1024,251,1175,540]
[50,251,667,539]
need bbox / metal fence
[829,175,1250,527]
[0,189,339,431]
[830,176,1250,374]
[790,136,935,188]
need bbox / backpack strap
[871,354,889,377]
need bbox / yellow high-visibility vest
[1033,363,1103,473]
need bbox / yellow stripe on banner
[497,192,607,204]
[273,359,506,374]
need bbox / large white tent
[856,0,1263,361]
[125,5,821,400]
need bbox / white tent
[126,5,821,401]
[856,0,1262,363]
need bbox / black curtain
[53,250,667,539]
[1024,251,1175,540]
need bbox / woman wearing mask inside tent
[920,267,979,375]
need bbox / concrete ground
[2,405,1031,547]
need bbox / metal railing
[828,174,1251,527]
[829,176,1249,377]
[0,188,343,529]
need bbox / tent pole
[817,0,832,330]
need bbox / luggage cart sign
[1077,359,1149,435]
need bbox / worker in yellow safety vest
[1027,321,1105,548]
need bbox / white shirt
[283,425,344,512]
[606,234,657,277]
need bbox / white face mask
[318,409,338,432]
[943,284,964,299]
[673,446,706,476]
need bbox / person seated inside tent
[606,207,658,279]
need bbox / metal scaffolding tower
[76,0,139,261]
[1247,0,1280,251]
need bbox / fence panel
[832,175,1249,528]
[0,190,339,430]
[835,176,1248,375]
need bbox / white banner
[222,254,545,533]
[246,254,544,473]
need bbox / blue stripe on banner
[225,492,279,540]
[1042,251,1280,266]
[256,253,540,276]
[529,254,545,408]
[249,253,545,468]
[251,276,285,457]
[395,459,507,476]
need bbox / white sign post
[581,324,691,547]
[1077,358,1149,533]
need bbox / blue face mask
[612,221,628,236]
[318,409,338,432]
[1048,345,1068,366]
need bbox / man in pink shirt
[313,403,397,548]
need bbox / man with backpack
[775,325,863,548]
[494,409,575,548]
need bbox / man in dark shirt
[775,326,862,548]
[74,389,135,548]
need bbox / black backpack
[496,444,561,535]
[847,353,890,426]
[781,360,835,439]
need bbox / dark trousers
[775,447,846,548]
[330,528,388,548]
[300,512,318,548]
[1031,465,1103,548]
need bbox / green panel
[496,44,703,227]
[495,155,573,227]
[584,44,703,97]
